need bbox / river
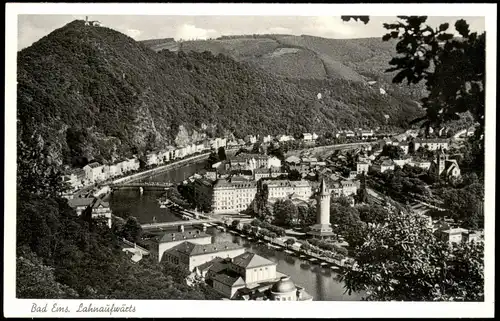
[109,159,362,301]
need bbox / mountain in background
[18,20,423,167]
[140,34,427,98]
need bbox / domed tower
[307,178,334,238]
[270,276,297,301]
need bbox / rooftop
[86,162,101,168]
[67,198,94,208]
[168,241,243,256]
[158,230,211,243]
[212,271,246,287]
[214,179,257,189]
[262,179,310,188]
[231,252,276,269]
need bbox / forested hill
[18,20,422,166]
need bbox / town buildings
[157,230,213,262]
[371,159,395,173]
[436,227,482,245]
[212,179,257,213]
[261,179,312,201]
[413,138,449,151]
[429,150,461,181]
[356,162,370,175]
[199,252,312,301]
[225,154,281,173]
[163,241,245,272]
[253,167,288,181]
[67,197,112,228]
[330,179,360,198]
[83,162,106,183]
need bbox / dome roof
[271,276,296,293]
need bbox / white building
[262,179,312,200]
[414,139,449,151]
[408,160,432,170]
[380,160,395,173]
[278,135,294,142]
[356,162,370,175]
[330,179,360,197]
[262,135,273,143]
[158,230,212,262]
[83,162,105,183]
[163,241,245,272]
[212,179,257,213]
[146,152,160,166]
[302,133,313,141]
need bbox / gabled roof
[86,162,101,169]
[67,198,94,208]
[381,160,395,166]
[231,252,276,269]
[167,241,243,256]
[212,272,246,287]
[196,257,225,272]
[93,198,109,208]
[159,230,211,243]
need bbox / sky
[17,15,486,51]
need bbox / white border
[4,3,496,318]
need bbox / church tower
[307,178,334,238]
[437,148,446,176]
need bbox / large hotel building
[212,177,312,213]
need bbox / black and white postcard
[4,2,496,318]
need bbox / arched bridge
[110,182,174,190]
[141,218,221,230]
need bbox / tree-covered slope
[18,20,422,166]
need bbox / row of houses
[63,137,229,191]
[356,149,461,180]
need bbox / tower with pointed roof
[307,178,334,238]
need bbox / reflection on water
[109,159,362,301]
[110,161,208,223]
[209,229,362,301]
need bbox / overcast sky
[18,15,485,51]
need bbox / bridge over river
[110,181,174,191]
[141,218,221,231]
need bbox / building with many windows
[163,241,245,272]
[158,230,212,262]
[201,251,313,301]
[261,179,312,201]
[413,138,449,152]
[212,179,257,213]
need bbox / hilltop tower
[307,178,334,238]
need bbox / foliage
[440,182,484,229]
[341,209,484,301]
[119,216,143,243]
[357,204,390,224]
[250,219,286,237]
[381,144,405,159]
[19,20,422,166]
[273,199,299,226]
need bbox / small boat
[284,250,293,254]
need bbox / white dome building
[270,276,298,301]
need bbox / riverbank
[219,222,352,271]
[113,152,211,185]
